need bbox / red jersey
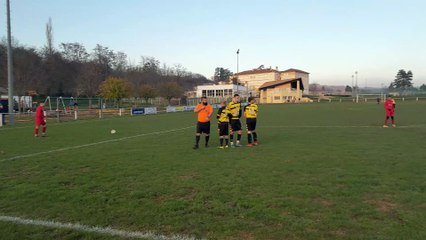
[384,99,394,110]
[35,106,45,120]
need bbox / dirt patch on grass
[418,202,426,209]
[281,211,290,216]
[332,229,347,237]
[365,199,398,212]
[177,174,198,181]
[79,166,91,173]
[226,231,255,240]
[314,197,335,207]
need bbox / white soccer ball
[110,129,116,134]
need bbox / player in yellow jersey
[226,94,243,147]
[244,97,259,147]
[216,101,230,149]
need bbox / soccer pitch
[1,102,425,239]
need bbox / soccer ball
[110,129,116,134]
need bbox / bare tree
[112,51,128,74]
[139,84,157,103]
[60,42,89,62]
[45,17,54,56]
[159,82,183,104]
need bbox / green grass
[0,102,425,239]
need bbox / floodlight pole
[6,0,15,125]
[236,49,239,94]
[236,49,239,75]
[355,71,358,94]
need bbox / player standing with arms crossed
[34,102,47,137]
[244,97,259,147]
[227,94,243,147]
[216,101,230,149]
[383,96,396,128]
[193,97,213,149]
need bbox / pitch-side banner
[175,106,185,112]
[184,106,195,111]
[166,106,176,113]
[144,107,157,115]
[131,108,145,115]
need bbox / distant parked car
[0,98,8,113]
[0,98,18,113]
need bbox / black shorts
[196,121,210,134]
[218,122,229,136]
[246,118,257,131]
[230,119,242,131]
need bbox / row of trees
[311,69,424,96]
[98,77,186,105]
[0,41,209,99]
[0,18,209,100]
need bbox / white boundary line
[0,126,193,163]
[260,125,377,128]
[260,125,426,129]
[0,215,201,240]
[0,116,130,131]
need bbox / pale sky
[2,0,426,87]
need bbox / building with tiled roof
[235,67,310,96]
[258,78,304,103]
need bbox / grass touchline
[0,215,201,240]
[0,126,193,163]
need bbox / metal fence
[309,96,426,103]
[2,95,425,127]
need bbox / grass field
[0,102,425,239]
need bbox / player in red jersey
[383,96,396,128]
[34,102,47,137]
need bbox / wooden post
[296,80,301,103]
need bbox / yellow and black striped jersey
[244,103,258,119]
[226,101,242,120]
[216,107,230,123]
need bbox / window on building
[202,90,207,97]
[216,90,224,97]
[274,96,281,100]
[224,89,231,97]
[207,90,215,97]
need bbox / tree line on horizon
[310,69,425,95]
[0,24,210,101]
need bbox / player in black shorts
[216,101,230,149]
[197,122,211,136]
[193,97,213,149]
[226,94,243,147]
[244,97,259,147]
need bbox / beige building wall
[237,72,279,96]
[260,82,303,104]
[281,72,310,94]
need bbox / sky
[2,0,426,87]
